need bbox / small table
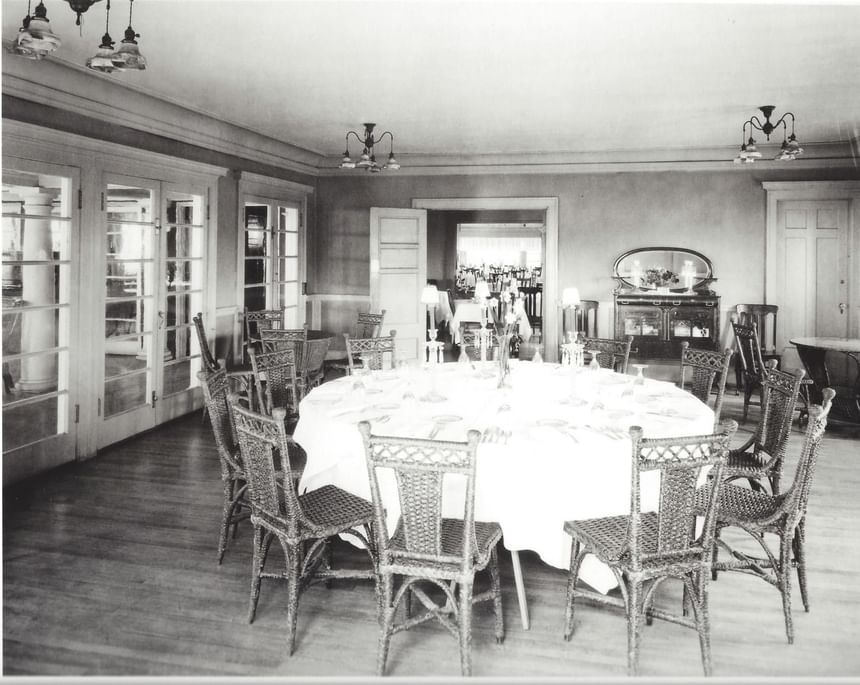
[790,337,860,428]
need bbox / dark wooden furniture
[734,304,781,391]
[612,247,719,361]
[732,322,769,423]
[520,286,543,340]
[791,336,860,429]
[614,293,720,360]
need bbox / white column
[18,190,57,393]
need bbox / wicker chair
[328,310,387,376]
[345,330,397,374]
[193,312,220,373]
[563,420,738,676]
[580,335,633,374]
[357,422,504,677]
[229,396,378,656]
[249,347,300,420]
[679,342,734,426]
[298,336,332,399]
[243,307,284,360]
[198,368,250,564]
[194,312,254,414]
[722,360,805,495]
[259,326,309,357]
[699,388,834,644]
[458,322,501,361]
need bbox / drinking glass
[632,363,648,385]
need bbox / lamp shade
[562,287,581,307]
[420,284,439,305]
[474,280,491,300]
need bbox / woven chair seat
[695,483,785,526]
[725,447,770,473]
[564,513,702,571]
[389,519,502,573]
[299,484,375,534]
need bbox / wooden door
[775,200,850,367]
[369,208,427,361]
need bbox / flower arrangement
[642,267,679,288]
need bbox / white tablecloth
[293,361,714,593]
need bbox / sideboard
[614,293,720,359]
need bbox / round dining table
[790,336,860,428]
[293,359,714,630]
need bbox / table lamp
[562,286,581,341]
[421,284,440,333]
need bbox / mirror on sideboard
[613,247,715,294]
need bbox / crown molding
[2,53,323,177]
[317,141,857,176]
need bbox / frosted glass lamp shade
[420,285,439,305]
[562,287,581,307]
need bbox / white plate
[536,418,568,427]
[432,414,462,424]
[373,402,401,410]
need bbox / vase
[498,333,512,388]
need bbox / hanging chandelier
[339,123,401,172]
[734,106,804,164]
[7,0,145,71]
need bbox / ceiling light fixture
[85,0,117,72]
[339,123,400,172]
[734,106,804,164]
[111,0,145,70]
[64,0,103,25]
[7,0,62,60]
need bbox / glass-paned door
[242,198,302,330]
[2,166,78,477]
[99,176,206,448]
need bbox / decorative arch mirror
[613,247,715,293]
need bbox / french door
[2,161,81,482]
[98,174,208,448]
[241,195,304,329]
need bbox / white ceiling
[4,0,860,160]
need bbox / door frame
[764,181,860,342]
[412,197,560,361]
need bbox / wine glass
[588,350,601,371]
[632,363,648,385]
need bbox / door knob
[839,303,846,314]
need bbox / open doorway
[424,208,547,361]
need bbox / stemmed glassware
[632,363,648,385]
[588,350,601,371]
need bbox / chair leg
[489,547,505,644]
[779,534,795,644]
[285,541,302,656]
[742,383,753,423]
[563,540,584,640]
[218,480,234,565]
[248,525,266,623]
[377,575,395,675]
[626,579,643,677]
[458,581,474,677]
[793,521,809,612]
[690,571,713,677]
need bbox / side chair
[563,420,738,676]
[458,322,501,361]
[327,309,387,377]
[357,421,504,677]
[699,388,834,644]
[580,335,633,374]
[722,361,805,495]
[230,395,378,656]
[679,341,734,427]
[249,346,301,421]
[345,330,397,374]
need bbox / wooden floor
[4,389,860,679]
